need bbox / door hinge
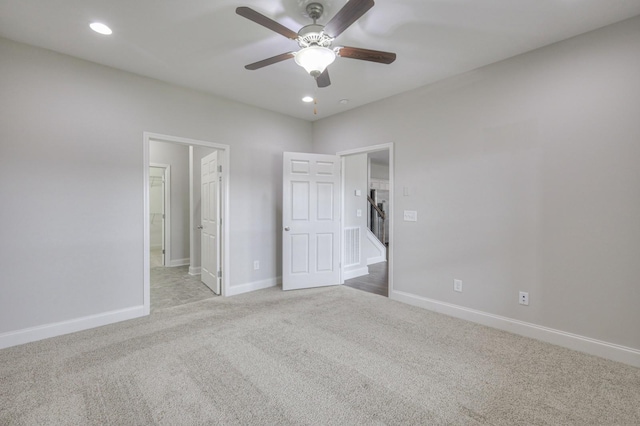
[162,214,165,219]
[218,165,222,172]
[162,249,165,254]
[217,270,222,278]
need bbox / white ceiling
[1,1,639,122]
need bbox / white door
[201,151,220,294]
[283,152,341,290]
[160,168,167,266]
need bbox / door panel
[291,234,310,273]
[201,151,220,294]
[283,152,340,290]
[291,182,310,220]
[316,233,334,271]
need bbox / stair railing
[367,195,386,245]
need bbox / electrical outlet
[519,291,529,306]
[454,279,463,292]
[253,261,259,270]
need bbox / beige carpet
[1,285,639,425]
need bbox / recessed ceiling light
[90,22,112,35]
[302,96,314,103]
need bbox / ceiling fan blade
[337,46,396,64]
[324,0,375,38]
[245,52,295,70]
[316,69,331,88]
[236,7,299,40]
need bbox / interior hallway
[343,262,388,297]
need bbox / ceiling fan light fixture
[294,46,336,77]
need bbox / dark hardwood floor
[343,262,388,297]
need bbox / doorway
[149,164,169,267]
[143,132,231,316]
[339,143,393,297]
[280,143,393,296]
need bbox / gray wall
[343,154,368,272]
[370,162,389,181]
[312,16,640,350]
[0,37,312,334]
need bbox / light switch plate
[403,210,418,222]
[355,189,362,196]
[356,209,362,217]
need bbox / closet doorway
[143,132,231,315]
[149,165,169,267]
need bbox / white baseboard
[188,266,201,276]
[367,256,386,265]
[390,290,640,368]
[343,267,369,280]
[0,306,146,350]
[169,258,189,267]
[226,276,281,297]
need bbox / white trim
[365,228,386,265]
[189,266,202,276]
[0,306,145,350]
[143,139,151,314]
[226,277,281,297]
[337,143,394,295]
[189,146,195,272]
[343,267,369,280]
[340,156,346,284]
[168,258,190,267]
[391,290,640,368]
[144,132,231,314]
[338,143,393,157]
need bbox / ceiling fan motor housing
[298,24,333,48]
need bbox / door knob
[197,225,203,229]
[284,227,290,231]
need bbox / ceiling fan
[236,0,396,88]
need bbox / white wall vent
[344,227,361,267]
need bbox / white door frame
[337,143,394,295]
[150,163,171,266]
[143,132,231,315]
